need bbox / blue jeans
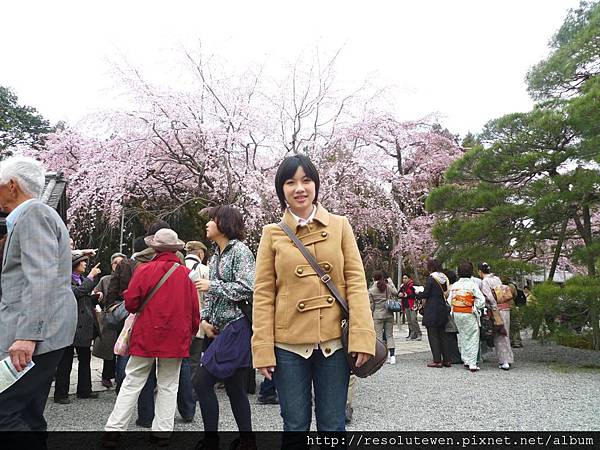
[273,347,349,432]
[116,355,196,423]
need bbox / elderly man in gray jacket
[0,156,76,432]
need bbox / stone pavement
[44,319,600,431]
[51,318,429,397]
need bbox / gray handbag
[104,301,129,330]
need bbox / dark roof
[42,171,68,211]
[0,172,68,234]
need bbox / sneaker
[499,363,510,371]
[53,397,70,405]
[135,419,152,429]
[388,355,396,365]
[76,392,99,399]
[469,365,480,372]
[257,394,279,405]
[414,335,422,341]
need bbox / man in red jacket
[104,229,199,441]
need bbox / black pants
[427,327,452,363]
[54,345,92,398]
[193,366,252,433]
[0,348,64,432]
[102,358,115,380]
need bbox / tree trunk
[591,301,600,351]
[581,206,599,350]
[548,218,568,281]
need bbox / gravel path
[44,323,600,431]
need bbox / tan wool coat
[251,204,376,368]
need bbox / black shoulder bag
[278,222,387,378]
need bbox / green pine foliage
[428,1,600,349]
[0,86,52,156]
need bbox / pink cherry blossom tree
[32,49,463,266]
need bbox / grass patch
[553,329,593,350]
[549,362,600,374]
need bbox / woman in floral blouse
[192,205,255,450]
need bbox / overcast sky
[1,0,580,136]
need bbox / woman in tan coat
[369,271,398,365]
[252,154,376,434]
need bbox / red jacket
[400,279,416,311]
[124,252,200,358]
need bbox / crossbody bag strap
[432,276,448,299]
[278,222,350,319]
[137,263,180,314]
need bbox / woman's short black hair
[274,154,320,210]
[457,261,474,278]
[204,205,246,241]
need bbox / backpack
[492,285,514,304]
[514,288,526,306]
[184,256,201,272]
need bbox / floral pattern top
[203,239,255,331]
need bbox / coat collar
[212,239,239,256]
[282,203,330,231]
[153,251,181,263]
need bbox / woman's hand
[88,263,101,279]
[353,352,372,368]
[195,279,211,292]
[202,320,219,339]
[258,366,276,381]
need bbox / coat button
[324,347,332,354]
[323,264,330,271]
[297,268,303,274]
[321,231,328,237]
[327,297,334,304]
[299,303,305,310]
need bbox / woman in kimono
[447,261,485,372]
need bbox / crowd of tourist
[0,154,529,449]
